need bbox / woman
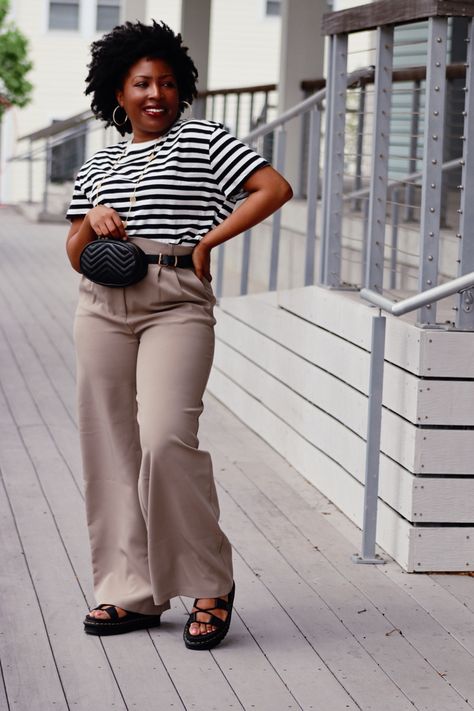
[66,20,292,650]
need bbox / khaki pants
[74,238,233,616]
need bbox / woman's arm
[192,165,292,281]
[66,206,127,272]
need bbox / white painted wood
[213,338,474,522]
[208,366,474,571]
[278,284,474,379]
[218,295,474,426]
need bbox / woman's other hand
[192,241,212,282]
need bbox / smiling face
[116,57,180,142]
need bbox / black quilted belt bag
[79,238,194,288]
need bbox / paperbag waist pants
[73,238,234,615]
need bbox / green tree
[0,0,32,118]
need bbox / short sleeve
[65,173,93,221]
[208,126,269,199]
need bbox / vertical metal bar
[28,138,34,204]
[319,35,335,284]
[249,91,255,131]
[361,197,370,285]
[365,25,394,293]
[405,79,421,222]
[263,91,269,123]
[210,95,215,121]
[269,127,287,291]
[305,106,322,286]
[321,32,349,287]
[352,313,386,565]
[418,17,448,325]
[353,84,366,211]
[222,94,228,127]
[390,188,400,290]
[240,229,252,295]
[42,138,52,214]
[215,243,225,299]
[456,19,474,329]
[235,93,241,137]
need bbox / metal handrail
[361,270,474,315]
[354,270,474,567]
[243,66,375,143]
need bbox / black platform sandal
[183,581,235,650]
[84,604,162,636]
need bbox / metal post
[215,244,225,299]
[418,17,448,325]
[456,18,474,329]
[42,137,52,215]
[28,138,34,204]
[269,127,287,291]
[405,79,421,222]
[390,187,400,290]
[321,32,348,286]
[352,312,386,565]
[353,84,366,211]
[249,92,255,131]
[319,34,335,284]
[361,197,370,285]
[240,229,252,295]
[235,93,241,137]
[305,106,322,286]
[365,25,394,292]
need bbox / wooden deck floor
[1,206,474,711]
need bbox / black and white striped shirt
[66,119,268,245]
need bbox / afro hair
[85,20,198,135]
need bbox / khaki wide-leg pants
[74,238,233,616]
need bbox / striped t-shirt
[66,119,268,245]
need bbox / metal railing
[354,270,474,564]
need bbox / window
[265,0,281,17]
[96,0,121,31]
[49,0,80,30]
[51,128,86,183]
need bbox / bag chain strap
[93,140,163,229]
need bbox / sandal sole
[84,615,161,636]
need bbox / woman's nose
[148,83,162,99]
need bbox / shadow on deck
[1,207,474,711]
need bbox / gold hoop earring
[113,105,128,127]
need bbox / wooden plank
[204,401,474,708]
[321,0,474,36]
[204,431,474,710]
[208,367,474,570]
[214,337,474,493]
[0,466,68,710]
[204,461,416,709]
[278,285,474,380]
[218,304,474,428]
[0,398,128,710]
[207,365,414,570]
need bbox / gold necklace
[93,139,163,228]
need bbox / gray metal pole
[215,244,225,299]
[269,127,287,291]
[365,25,394,292]
[240,229,251,295]
[390,188,400,290]
[352,312,386,565]
[305,106,321,286]
[418,17,448,325]
[456,18,474,329]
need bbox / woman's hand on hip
[88,206,127,240]
[192,241,212,282]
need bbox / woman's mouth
[143,107,166,117]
